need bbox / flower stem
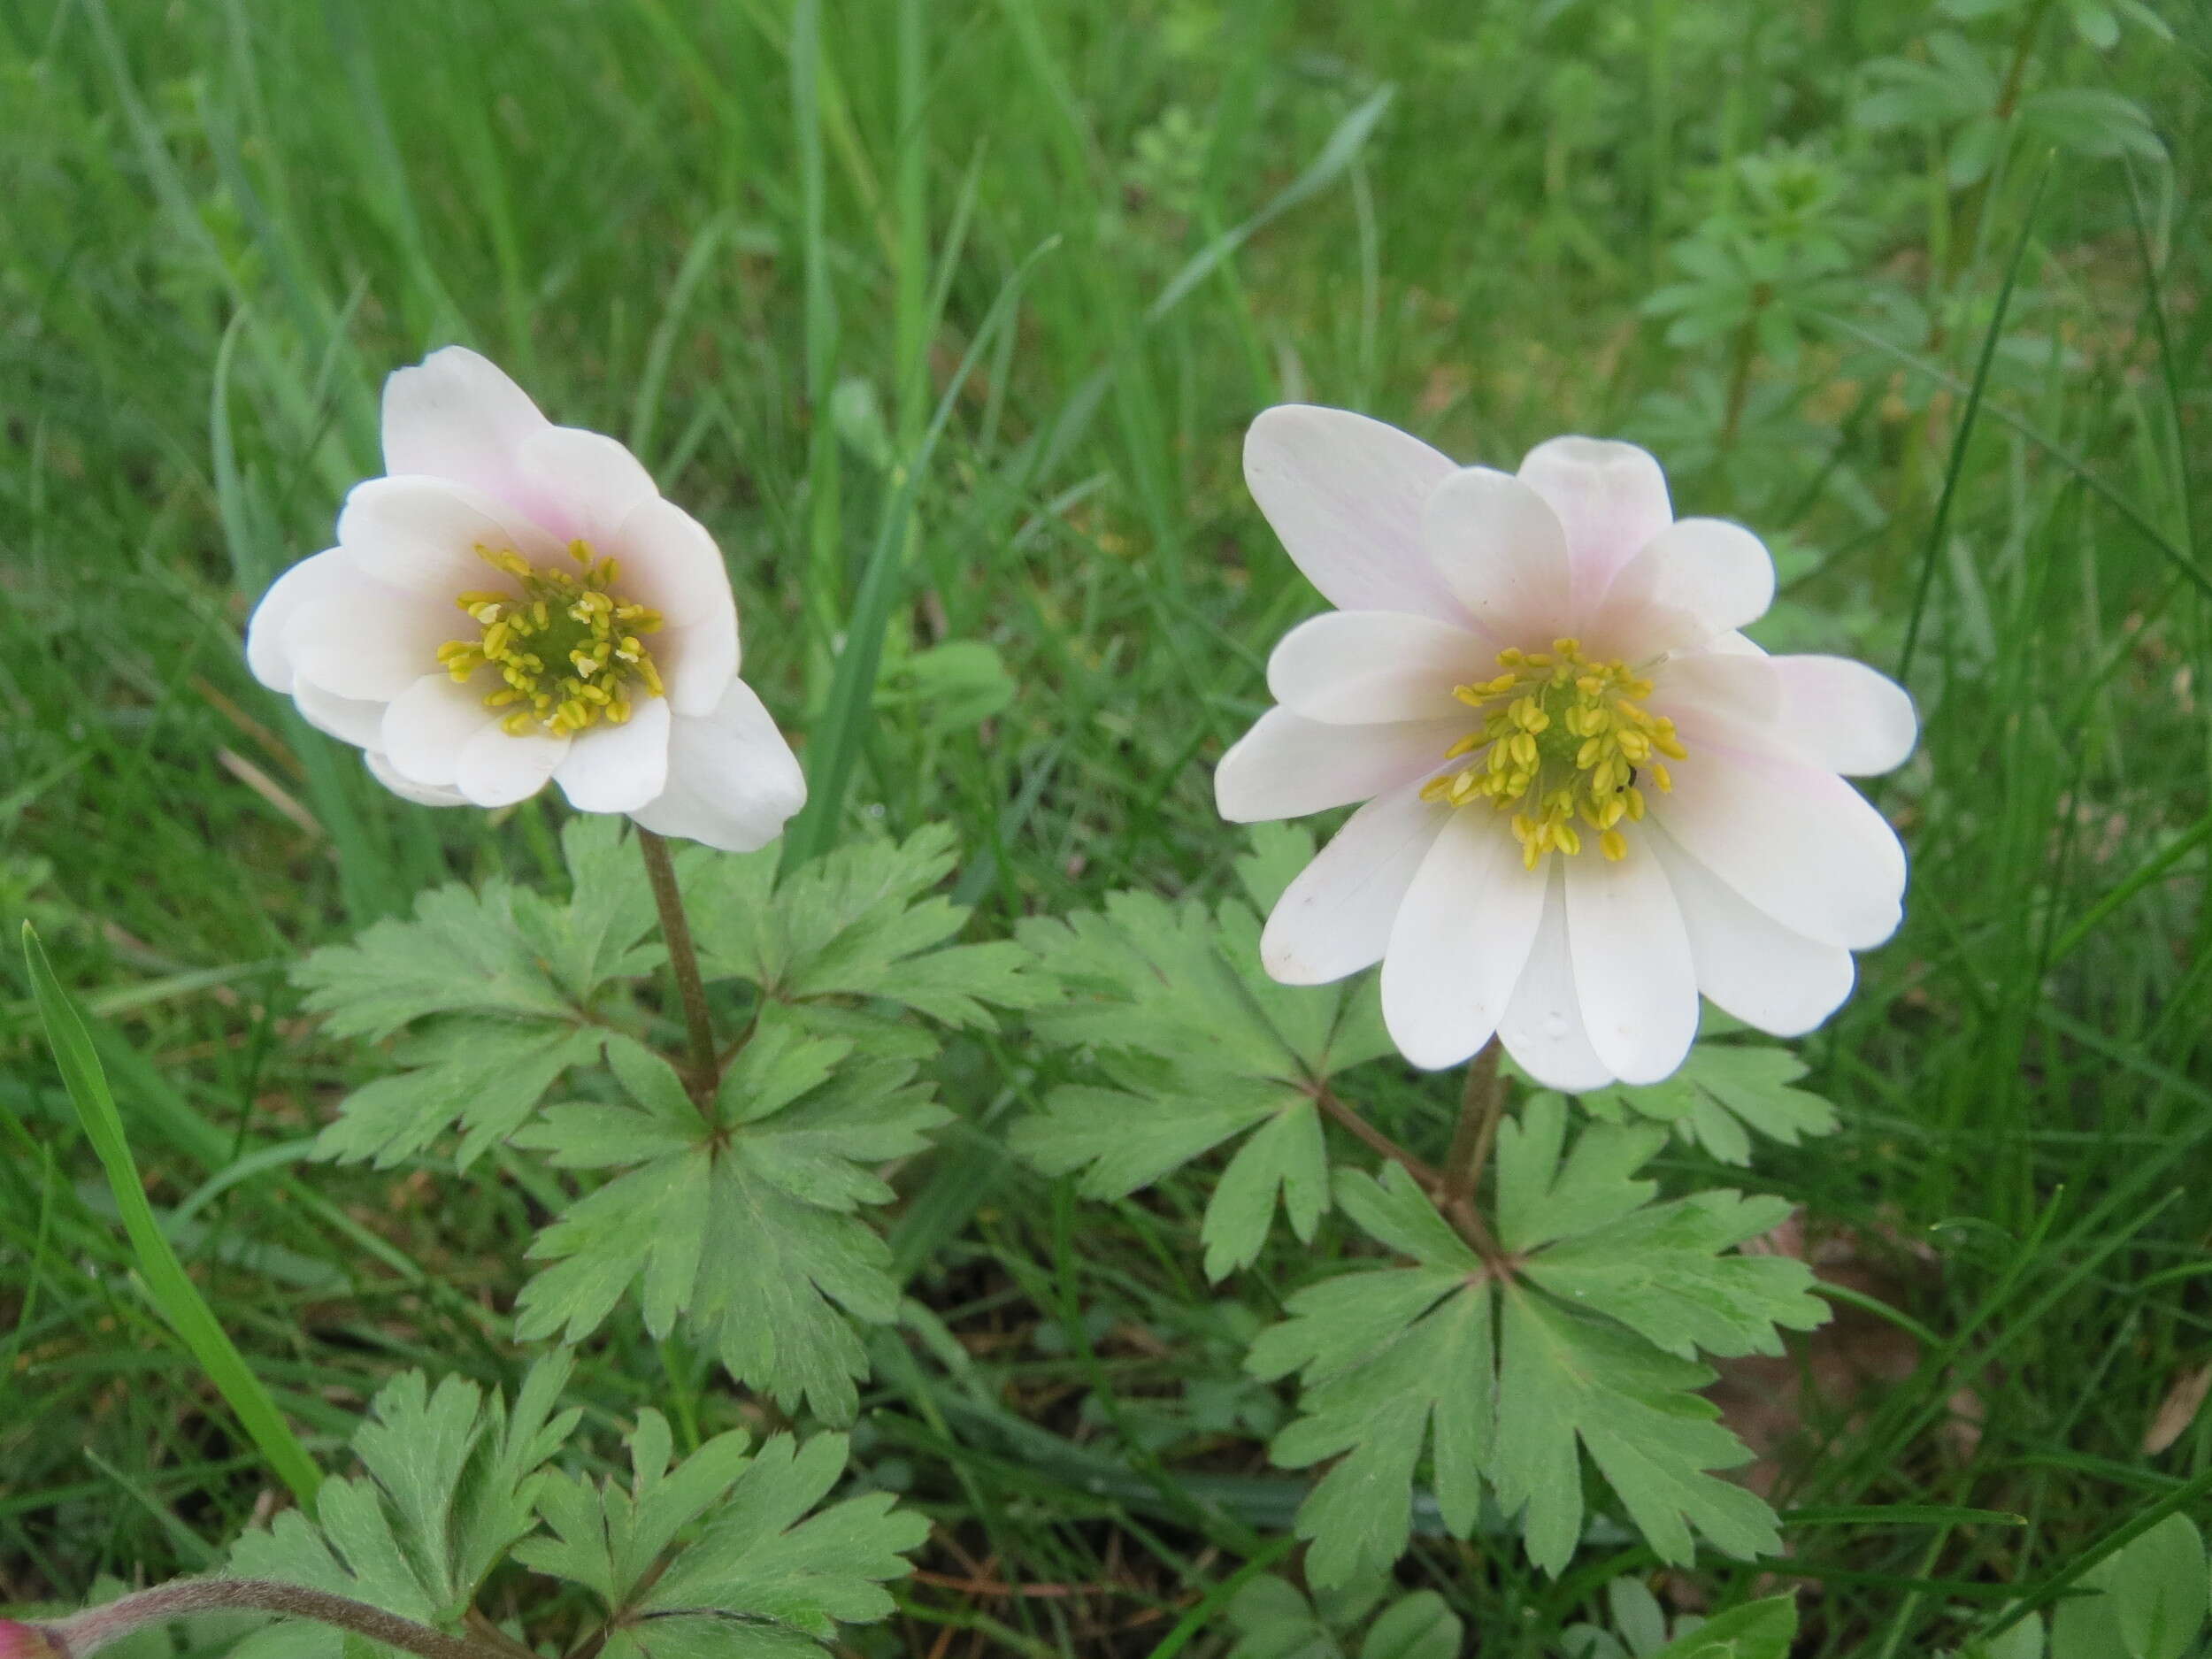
[1439,1041,1510,1270]
[50,1580,504,1659]
[1311,1086,1442,1190]
[634,827,720,1115]
[1440,1039,1503,1213]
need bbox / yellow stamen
[1427,637,1686,866]
[439,540,668,740]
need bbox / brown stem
[50,1580,503,1659]
[635,827,720,1116]
[1311,1086,1442,1190]
[1439,1039,1503,1213]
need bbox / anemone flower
[247,348,804,852]
[1217,407,1915,1089]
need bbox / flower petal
[292,680,387,749]
[380,672,501,787]
[1651,746,1906,950]
[1516,436,1672,604]
[1647,829,1855,1037]
[284,579,451,702]
[246,549,354,692]
[1261,781,1454,986]
[1564,844,1699,1086]
[556,695,672,814]
[1587,518,1775,659]
[1498,869,1614,1091]
[1380,812,1550,1070]
[338,475,564,596]
[380,346,552,507]
[627,680,806,852]
[1265,611,1483,726]
[1419,467,1574,645]
[611,496,739,715]
[1243,405,1466,620]
[365,749,470,807]
[1215,708,1467,823]
[518,425,661,545]
[1767,655,1917,776]
[455,724,568,808]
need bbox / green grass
[1,0,2207,1651]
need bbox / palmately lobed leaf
[517,1013,947,1422]
[1252,1097,1824,1583]
[1012,828,1391,1280]
[682,826,1041,1029]
[1586,1044,1839,1165]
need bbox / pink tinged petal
[365,750,470,807]
[282,580,452,702]
[380,672,502,787]
[1652,747,1906,951]
[627,680,806,853]
[1265,611,1484,726]
[1769,655,1917,776]
[517,425,660,545]
[246,549,354,692]
[380,346,552,506]
[611,497,740,714]
[1564,844,1700,1086]
[455,724,568,808]
[1261,782,1454,986]
[1242,404,1468,621]
[1498,869,1614,1091]
[556,695,672,814]
[1418,467,1574,645]
[1588,518,1775,659]
[338,475,565,595]
[1380,812,1550,1070]
[1647,830,1855,1037]
[291,680,387,749]
[1214,709,1468,823]
[1516,436,1673,605]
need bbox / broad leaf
[1252,1098,1824,1582]
[1013,826,1387,1279]
[515,1012,950,1422]
[683,825,1039,1031]
[518,1415,925,1656]
[225,1358,578,1659]
[1584,1045,1838,1165]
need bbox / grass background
[1,0,2207,1651]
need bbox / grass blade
[21,923,323,1508]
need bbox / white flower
[1217,407,1916,1089]
[247,348,805,851]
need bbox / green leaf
[1250,1169,1493,1587]
[296,818,664,1171]
[1647,1595,1797,1658]
[1224,1574,1337,1659]
[686,826,1040,1030]
[313,1022,608,1170]
[227,1358,580,1647]
[2096,1513,2207,1659]
[294,879,577,1040]
[1361,1591,1463,1659]
[1493,1289,1775,1576]
[1586,1045,1837,1166]
[517,1011,949,1422]
[632,1433,929,1641]
[1254,1098,1815,1581]
[1014,827,1389,1273]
